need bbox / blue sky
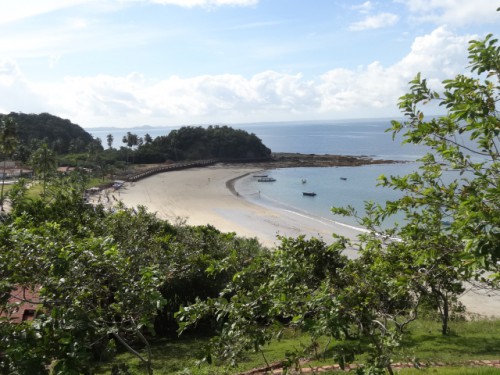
[1,0,499,128]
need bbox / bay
[87,118,428,160]
[86,118,428,229]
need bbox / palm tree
[87,139,101,163]
[0,117,18,211]
[30,143,57,199]
[122,132,138,164]
[106,133,114,149]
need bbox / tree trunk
[0,160,5,211]
[432,287,449,335]
[441,294,449,336]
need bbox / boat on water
[302,192,316,196]
[253,174,268,178]
[301,179,307,184]
[258,177,276,182]
[340,177,347,181]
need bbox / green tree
[0,116,18,211]
[2,112,95,155]
[0,180,166,374]
[177,33,500,374]
[0,219,163,374]
[107,133,114,149]
[13,143,31,178]
[177,235,413,374]
[122,132,138,164]
[144,133,153,145]
[334,33,499,336]
[30,143,57,199]
[386,33,499,280]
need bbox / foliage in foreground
[97,318,500,374]
[0,172,264,374]
[177,33,500,374]
[0,33,498,375]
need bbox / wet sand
[115,166,362,255]
[111,165,499,318]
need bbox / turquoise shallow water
[236,163,417,229]
[88,118,428,229]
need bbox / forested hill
[135,125,272,163]
[155,125,272,160]
[0,112,95,154]
[1,112,271,163]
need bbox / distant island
[1,112,400,174]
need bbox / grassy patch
[95,319,500,374]
[397,319,500,363]
[96,333,319,375]
[26,182,43,199]
[396,367,500,374]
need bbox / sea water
[235,163,419,229]
[89,118,427,160]
[87,118,429,228]
[231,119,428,228]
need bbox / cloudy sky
[1,0,498,128]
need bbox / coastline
[104,163,500,318]
[113,165,363,254]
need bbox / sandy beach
[109,165,499,318]
[114,165,362,255]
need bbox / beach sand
[112,165,499,318]
[115,166,361,255]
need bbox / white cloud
[146,0,258,8]
[318,26,471,114]
[0,0,98,25]
[0,0,257,26]
[0,60,46,114]
[394,26,471,79]
[349,12,399,31]
[317,61,405,115]
[2,27,475,127]
[396,0,499,25]
[351,1,373,14]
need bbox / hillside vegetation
[0,112,272,170]
[0,112,96,154]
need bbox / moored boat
[258,177,276,182]
[302,192,316,196]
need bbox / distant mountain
[0,112,97,154]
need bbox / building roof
[0,286,42,323]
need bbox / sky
[0,0,499,129]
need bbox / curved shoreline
[115,166,362,249]
[225,170,262,197]
[111,166,500,317]
[233,171,369,235]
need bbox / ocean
[87,118,429,228]
[88,118,426,160]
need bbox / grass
[315,367,500,374]
[398,319,500,363]
[95,318,500,374]
[396,368,500,374]
[3,177,113,202]
[96,333,316,375]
